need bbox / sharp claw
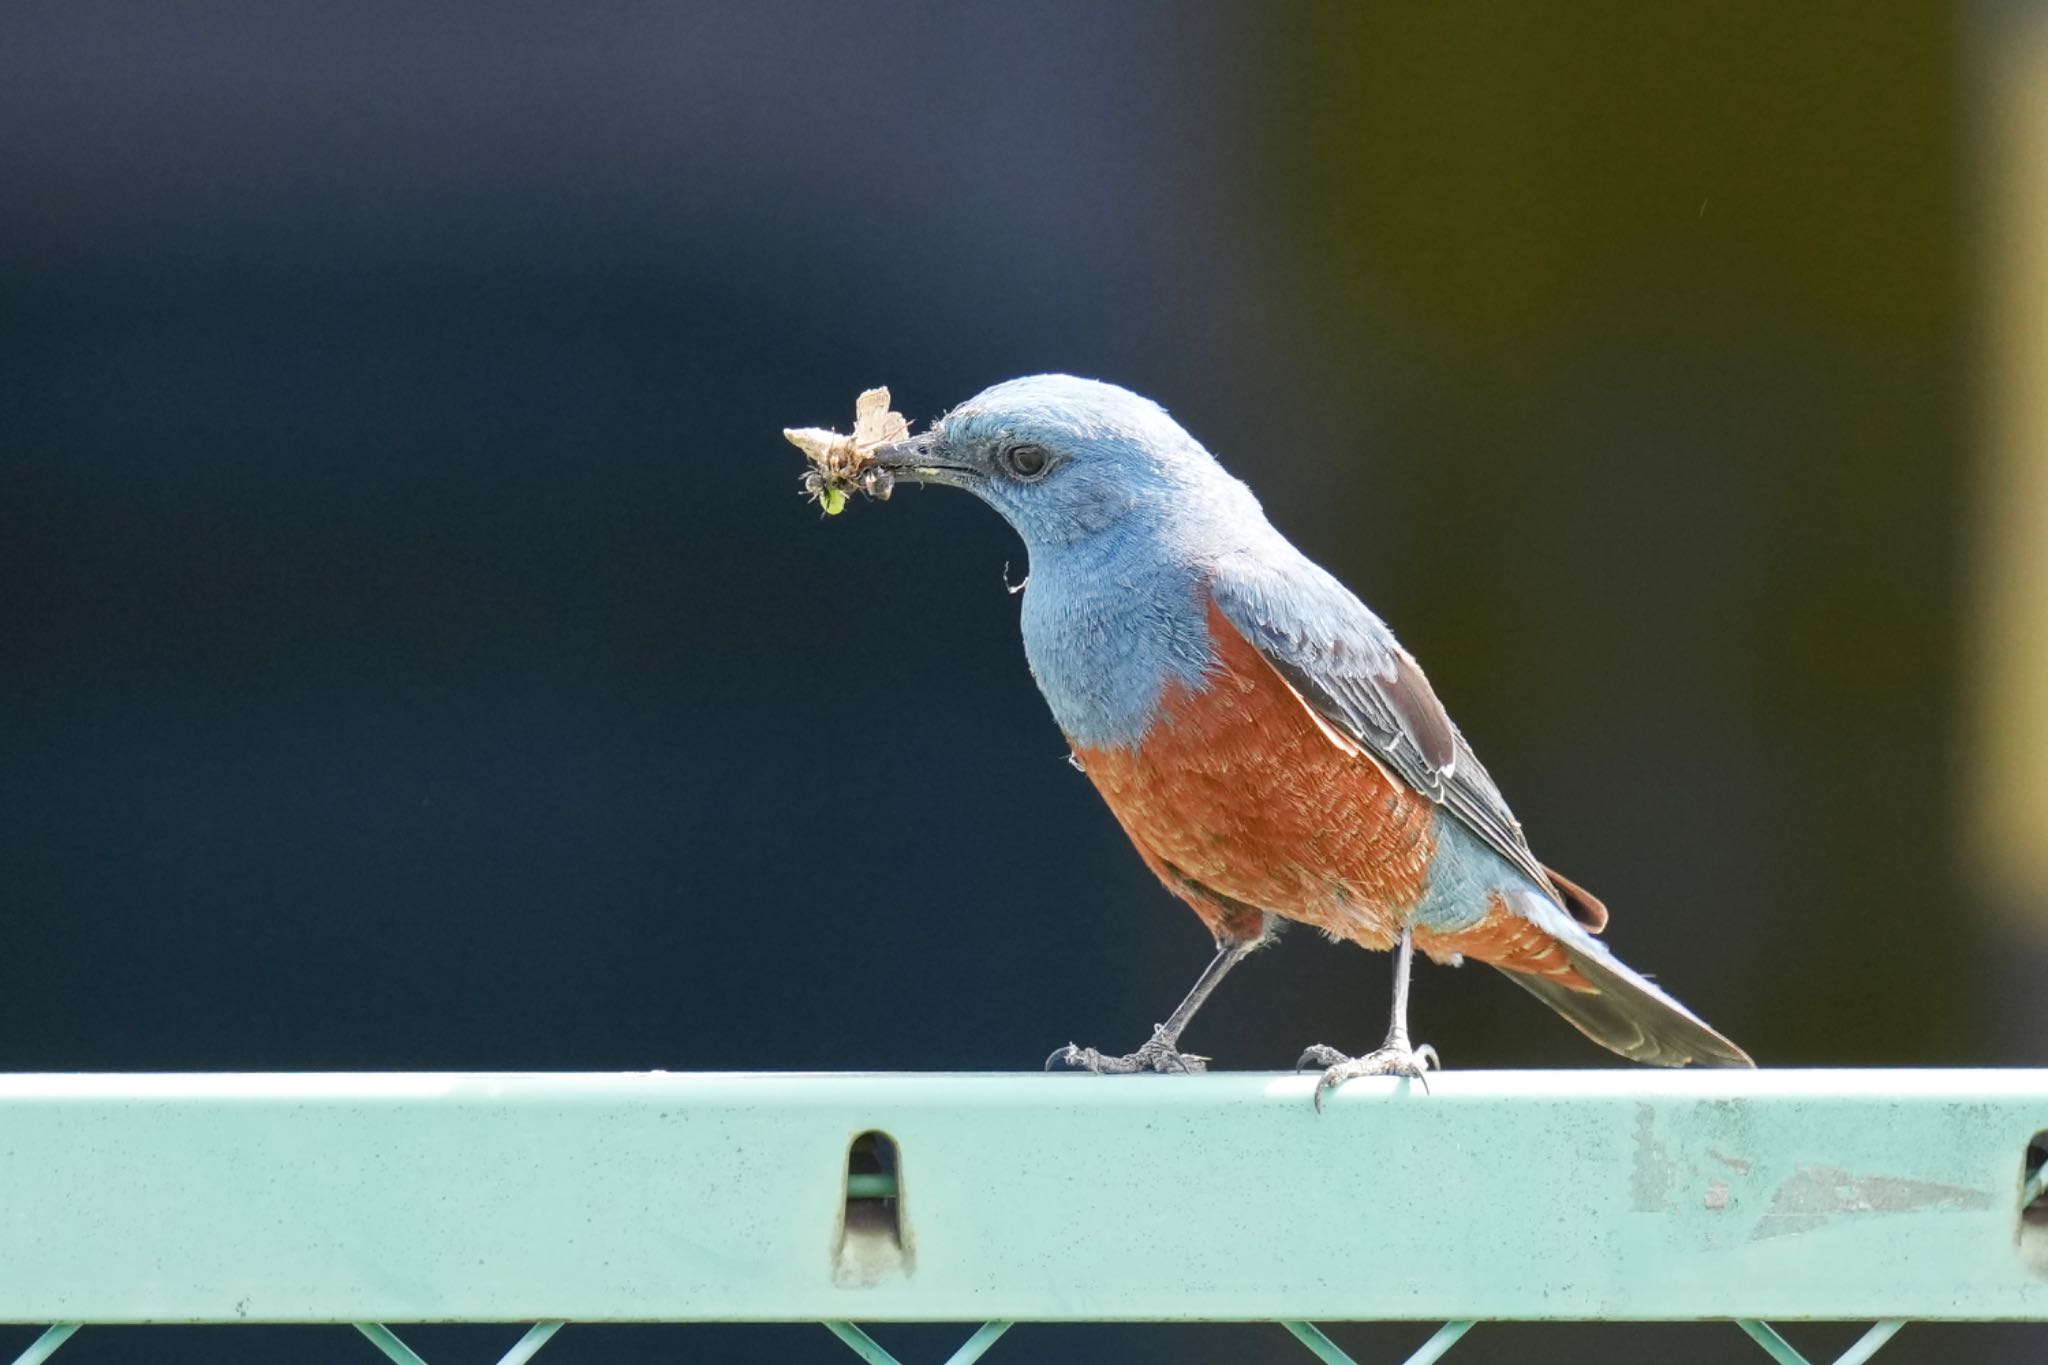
[1302,1040,1442,1110]
[1044,1039,1208,1075]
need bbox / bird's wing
[1210,554,1570,916]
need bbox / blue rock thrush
[862,375,1752,1101]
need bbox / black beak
[871,434,982,489]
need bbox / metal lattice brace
[813,1318,1910,1365]
[1737,1320,1906,1365]
[1276,1319,1911,1365]
[0,1317,1937,1364]
[815,1318,1915,1365]
[4,1324,573,1365]
[6,1325,77,1365]
[823,1320,1012,1364]
[354,1322,564,1365]
[1283,1319,1474,1364]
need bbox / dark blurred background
[6,2,2046,1362]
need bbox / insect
[783,387,907,516]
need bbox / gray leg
[1048,923,1269,1075]
[1296,926,1440,1109]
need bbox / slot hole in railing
[2017,1130,2048,1277]
[834,1130,910,1286]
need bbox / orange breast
[1074,601,1437,948]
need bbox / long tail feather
[1495,933,1753,1068]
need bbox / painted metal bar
[1402,1321,1475,1365]
[1281,1321,1361,1365]
[1737,1321,1813,1365]
[1739,1317,1911,1365]
[824,1321,905,1365]
[1281,1320,1475,1365]
[939,1321,1013,1365]
[1832,1320,1906,1365]
[2,1071,2047,1323]
[7,1326,79,1365]
[494,1322,565,1365]
[354,1323,431,1365]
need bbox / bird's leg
[1047,927,1266,1075]
[1296,925,1440,1109]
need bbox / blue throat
[1016,534,1217,751]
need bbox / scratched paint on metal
[0,1070,2045,1323]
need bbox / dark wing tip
[1381,649,1459,773]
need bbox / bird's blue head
[874,375,1260,557]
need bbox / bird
[864,375,1752,1100]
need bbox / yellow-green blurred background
[4,2,2045,1361]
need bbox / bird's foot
[1046,1026,1209,1075]
[1295,1036,1439,1110]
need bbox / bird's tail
[1491,922,1753,1068]
[1464,879,1752,1068]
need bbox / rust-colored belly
[1074,603,1437,948]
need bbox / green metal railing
[4,1070,2045,1363]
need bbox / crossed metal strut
[6,1316,1912,1365]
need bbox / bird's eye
[1002,442,1051,480]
